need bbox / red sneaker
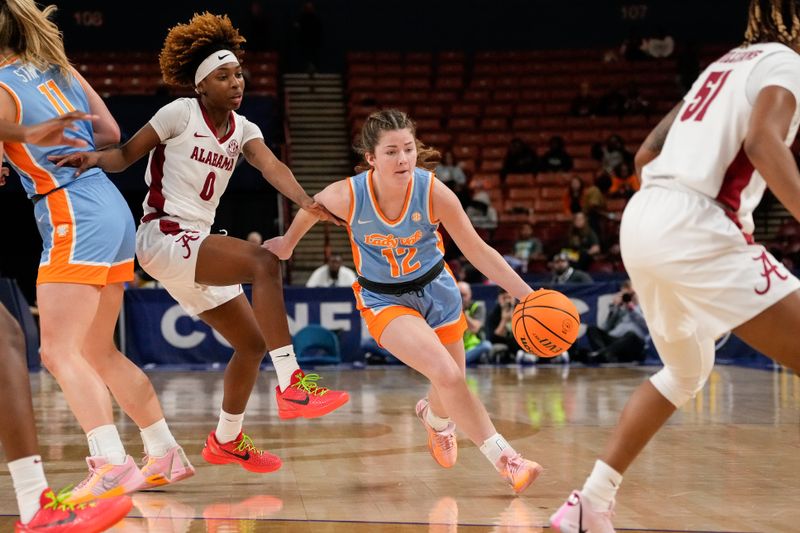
[201,431,282,473]
[275,370,349,420]
[15,487,132,533]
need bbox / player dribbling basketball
[265,109,543,493]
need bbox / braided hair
[744,0,800,46]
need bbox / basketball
[513,289,580,358]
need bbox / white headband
[194,49,239,86]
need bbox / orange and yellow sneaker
[201,431,282,473]
[275,370,349,420]
[139,444,195,489]
[415,398,457,468]
[66,455,145,505]
[15,487,132,533]
[495,449,542,494]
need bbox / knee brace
[648,331,715,408]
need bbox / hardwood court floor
[1,365,798,532]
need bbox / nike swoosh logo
[357,218,373,224]
[222,448,250,461]
[50,511,78,526]
[194,132,209,138]
[274,354,290,358]
[218,54,231,60]
[578,497,587,533]
[285,395,310,405]
[101,466,132,491]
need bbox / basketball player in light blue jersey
[266,109,542,494]
[0,0,193,514]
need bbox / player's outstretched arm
[49,123,161,176]
[263,180,350,260]
[71,68,120,149]
[243,138,341,225]
[0,112,96,147]
[432,180,532,300]
[745,85,800,222]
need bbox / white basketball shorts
[620,184,799,343]
[136,220,242,316]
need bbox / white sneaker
[550,490,615,533]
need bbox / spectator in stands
[305,253,357,287]
[563,175,585,215]
[500,138,538,181]
[622,82,651,118]
[458,282,493,365]
[466,191,498,232]
[642,26,675,59]
[486,289,524,364]
[583,172,612,239]
[577,280,648,364]
[562,212,601,270]
[246,231,263,245]
[548,252,593,284]
[620,27,648,61]
[540,135,573,173]
[503,223,544,273]
[597,86,626,118]
[245,1,272,51]
[609,161,640,199]
[435,150,467,188]
[294,1,322,73]
[592,134,633,174]
[570,81,598,117]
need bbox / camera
[621,292,633,303]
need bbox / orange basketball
[513,289,580,358]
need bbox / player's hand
[24,111,97,147]
[262,236,293,261]
[300,197,343,226]
[48,151,101,176]
[0,166,8,187]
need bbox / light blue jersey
[347,168,444,284]
[0,59,101,198]
[347,168,466,345]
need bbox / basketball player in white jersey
[551,2,800,531]
[53,13,349,474]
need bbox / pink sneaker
[495,448,542,494]
[139,444,196,489]
[415,398,457,468]
[67,455,146,505]
[550,490,615,533]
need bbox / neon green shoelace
[235,434,262,455]
[44,486,93,511]
[292,372,329,396]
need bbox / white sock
[581,459,623,511]
[269,344,301,392]
[139,419,178,457]
[479,433,515,467]
[86,424,127,465]
[215,409,244,444]
[8,455,48,524]
[425,406,451,432]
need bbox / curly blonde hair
[353,109,440,173]
[159,12,246,87]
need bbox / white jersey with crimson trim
[642,42,800,234]
[141,97,263,232]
